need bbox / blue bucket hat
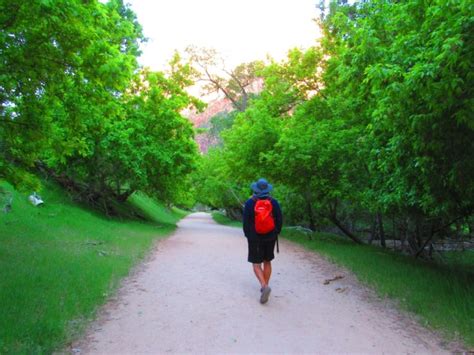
[251,178,273,197]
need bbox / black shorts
[247,238,276,263]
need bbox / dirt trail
[74,212,450,354]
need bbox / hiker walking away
[243,178,283,304]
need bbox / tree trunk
[399,218,408,252]
[415,221,437,258]
[406,220,418,255]
[455,221,462,239]
[377,211,386,248]
[392,216,398,250]
[306,198,316,231]
[329,215,363,244]
[407,234,418,255]
[226,207,243,221]
[117,190,134,202]
[415,219,423,249]
[240,92,248,112]
[368,216,377,245]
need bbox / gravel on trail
[73,212,451,354]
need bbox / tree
[186,46,264,111]
[270,97,365,242]
[192,147,247,219]
[259,47,324,116]
[48,58,202,211]
[0,0,143,190]
[316,0,474,251]
[194,0,474,252]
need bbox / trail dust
[71,213,455,354]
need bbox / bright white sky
[126,0,322,71]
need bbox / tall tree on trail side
[308,0,474,251]
[48,55,202,211]
[185,46,264,112]
[0,0,143,190]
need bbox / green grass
[439,250,474,273]
[127,191,189,225]
[211,211,242,228]
[0,181,184,354]
[282,229,474,348]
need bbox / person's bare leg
[259,261,272,304]
[252,263,266,288]
[263,260,272,286]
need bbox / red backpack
[254,198,275,234]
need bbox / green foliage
[56,66,199,206]
[271,97,365,212]
[260,47,324,115]
[0,0,143,190]
[203,0,474,252]
[211,211,242,228]
[208,111,238,144]
[222,101,283,183]
[192,148,246,212]
[361,0,474,217]
[1,2,201,210]
[0,180,182,353]
[127,191,189,225]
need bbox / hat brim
[251,182,273,194]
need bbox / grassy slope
[211,211,242,228]
[211,213,474,347]
[283,230,474,348]
[0,181,185,353]
[127,191,188,225]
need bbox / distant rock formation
[185,78,264,153]
[185,97,233,153]
[187,97,234,128]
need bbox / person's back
[243,178,282,304]
[243,196,282,242]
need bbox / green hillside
[0,181,184,353]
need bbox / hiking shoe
[260,286,271,304]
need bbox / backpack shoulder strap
[253,196,272,201]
